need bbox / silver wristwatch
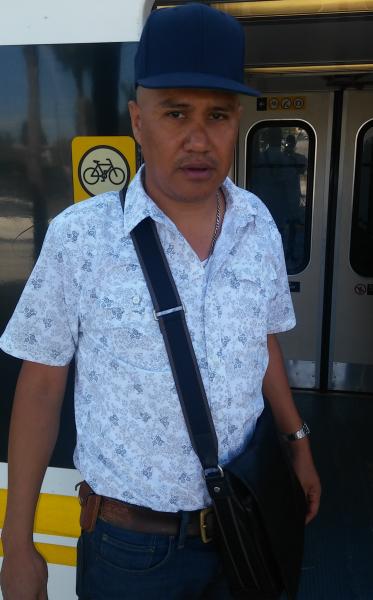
[282,422,310,442]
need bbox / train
[1,1,373,598]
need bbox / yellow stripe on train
[0,488,80,566]
[0,488,80,537]
[0,539,77,566]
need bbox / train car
[1,1,373,598]
[0,2,153,597]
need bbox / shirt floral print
[0,167,295,511]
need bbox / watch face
[296,423,310,439]
[284,423,310,441]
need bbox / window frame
[245,119,316,275]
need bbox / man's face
[128,87,242,205]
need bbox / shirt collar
[122,166,174,237]
[221,177,258,228]
[122,164,257,237]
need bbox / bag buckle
[203,465,224,479]
[200,507,214,544]
[153,303,185,321]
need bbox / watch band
[282,422,310,442]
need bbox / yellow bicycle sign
[72,136,136,202]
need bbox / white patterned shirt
[0,167,295,511]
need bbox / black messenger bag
[205,408,306,599]
[122,192,307,599]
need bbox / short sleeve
[267,230,296,334]
[0,218,78,366]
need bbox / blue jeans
[76,514,234,599]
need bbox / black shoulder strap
[119,188,219,472]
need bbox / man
[0,4,321,599]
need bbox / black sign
[257,97,267,111]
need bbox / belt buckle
[200,507,213,543]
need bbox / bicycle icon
[77,144,130,197]
[83,158,126,186]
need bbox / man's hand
[0,544,48,600]
[1,361,69,600]
[263,335,321,524]
[289,441,321,524]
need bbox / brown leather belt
[77,481,215,543]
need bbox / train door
[329,90,373,392]
[238,92,333,389]
[238,90,373,392]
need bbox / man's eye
[210,112,227,120]
[167,111,184,119]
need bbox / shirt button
[132,295,141,305]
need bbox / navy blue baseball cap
[135,3,260,97]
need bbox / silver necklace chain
[208,189,223,258]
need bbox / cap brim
[137,72,260,97]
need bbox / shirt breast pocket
[221,262,277,343]
[80,263,170,372]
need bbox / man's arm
[0,360,69,600]
[263,334,321,524]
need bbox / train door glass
[246,121,315,275]
[350,122,373,277]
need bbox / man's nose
[183,121,211,152]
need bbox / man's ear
[128,100,142,146]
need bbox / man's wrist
[281,422,310,442]
[1,526,34,554]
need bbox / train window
[246,121,315,275]
[350,122,373,277]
